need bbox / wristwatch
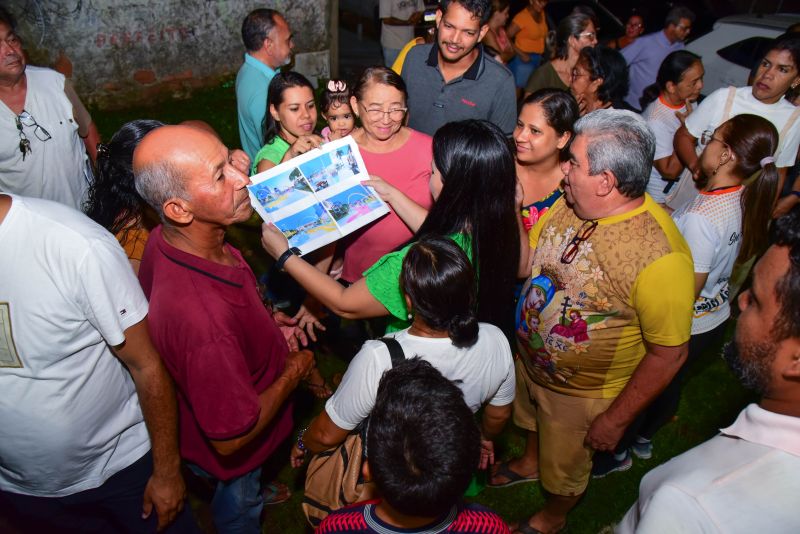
[276,247,302,271]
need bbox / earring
[407,313,412,320]
[713,153,729,176]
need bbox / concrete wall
[10,0,332,109]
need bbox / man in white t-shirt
[675,35,800,194]
[618,206,800,533]
[380,0,425,68]
[0,194,193,533]
[0,9,99,210]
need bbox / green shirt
[364,233,472,333]
[251,136,290,174]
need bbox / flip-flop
[262,481,291,505]
[487,461,539,488]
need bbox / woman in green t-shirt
[260,119,522,334]
[252,72,324,174]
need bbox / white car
[687,13,800,96]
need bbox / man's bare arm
[585,341,688,451]
[673,126,699,178]
[64,80,99,164]
[210,350,315,456]
[112,317,184,531]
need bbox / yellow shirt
[391,37,425,75]
[516,195,694,398]
[512,8,548,54]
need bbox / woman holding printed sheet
[260,117,521,336]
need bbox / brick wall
[11,0,332,109]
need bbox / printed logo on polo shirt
[119,308,127,316]
[461,98,476,107]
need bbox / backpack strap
[379,337,405,367]
[721,86,737,122]
[776,106,800,160]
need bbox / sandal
[262,481,291,505]
[487,461,539,488]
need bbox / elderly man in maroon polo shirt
[132,125,315,534]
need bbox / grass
[89,87,755,534]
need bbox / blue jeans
[188,464,263,534]
[509,53,543,88]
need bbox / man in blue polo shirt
[622,6,695,111]
[235,9,294,160]
[401,0,516,136]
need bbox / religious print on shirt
[515,196,693,398]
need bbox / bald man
[133,126,315,533]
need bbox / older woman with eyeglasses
[608,12,645,50]
[569,45,630,115]
[324,66,435,284]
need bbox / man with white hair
[498,110,695,533]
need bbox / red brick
[133,69,156,84]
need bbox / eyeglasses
[700,130,727,147]
[626,22,643,28]
[15,110,51,161]
[561,220,598,264]
[675,24,691,33]
[360,104,408,121]
[578,32,596,40]
[571,68,590,79]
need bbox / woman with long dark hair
[84,119,164,273]
[289,235,514,474]
[623,114,780,462]
[640,51,704,204]
[260,119,520,335]
[252,71,323,173]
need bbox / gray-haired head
[573,109,654,198]
[665,5,695,27]
[241,8,281,52]
[134,161,189,222]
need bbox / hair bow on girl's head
[327,80,347,92]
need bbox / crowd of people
[2,1,800,533]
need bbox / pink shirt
[341,129,434,282]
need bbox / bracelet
[275,247,301,271]
[297,426,309,452]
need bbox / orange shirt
[512,8,548,54]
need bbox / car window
[717,37,775,70]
